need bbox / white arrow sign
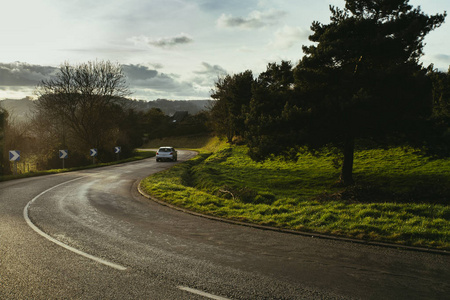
[59,150,68,159]
[9,150,20,161]
[114,146,121,154]
[90,148,98,157]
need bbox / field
[140,138,450,250]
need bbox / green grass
[140,141,450,250]
[0,150,156,182]
[142,133,215,149]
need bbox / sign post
[9,150,20,175]
[114,146,121,161]
[90,148,98,164]
[59,150,68,169]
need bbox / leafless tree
[34,60,131,156]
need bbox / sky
[0,0,449,101]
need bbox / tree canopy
[210,0,447,186]
[425,67,450,155]
[210,70,254,142]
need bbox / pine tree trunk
[340,136,355,186]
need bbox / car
[156,147,177,162]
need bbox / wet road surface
[1,150,449,299]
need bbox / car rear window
[159,148,171,152]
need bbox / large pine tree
[291,0,446,185]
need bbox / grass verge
[0,150,155,182]
[140,140,450,250]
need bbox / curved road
[1,150,449,299]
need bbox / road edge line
[177,286,230,300]
[23,176,127,271]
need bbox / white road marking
[178,286,230,300]
[23,176,127,271]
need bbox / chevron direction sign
[90,148,98,157]
[59,150,68,159]
[114,146,121,154]
[9,150,20,161]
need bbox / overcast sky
[1,0,448,101]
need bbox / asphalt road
[1,150,449,299]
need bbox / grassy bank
[142,133,215,149]
[1,150,155,182]
[140,140,450,250]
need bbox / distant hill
[126,99,211,116]
[0,98,211,123]
[0,98,36,123]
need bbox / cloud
[0,62,57,86]
[427,54,450,72]
[122,64,158,81]
[420,54,450,72]
[124,62,227,99]
[129,33,193,48]
[268,25,310,49]
[198,0,256,12]
[150,63,164,69]
[0,61,213,100]
[191,62,228,94]
[127,62,227,99]
[122,64,182,90]
[122,63,210,99]
[433,54,450,65]
[0,62,59,99]
[217,10,287,29]
[194,62,227,76]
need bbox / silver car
[156,147,177,162]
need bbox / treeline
[0,61,209,175]
[210,64,450,150]
[0,97,210,124]
[209,1,448,185]
[129,99,209,116]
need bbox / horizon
[0,96,212,102]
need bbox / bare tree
[35,60,131,157]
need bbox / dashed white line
[178,286,230,300]
[23,176,127,271]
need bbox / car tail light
[169,152,173,155]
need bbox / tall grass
[141,142,450,249]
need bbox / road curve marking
[178,286,230,300]
[23,176,127,271]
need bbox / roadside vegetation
[0,150,155,182]
[141,138,450,250]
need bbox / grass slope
[142,133,215,149]
[141,139,450,250]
